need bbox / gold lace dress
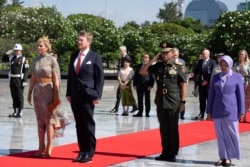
[32,54,65,137]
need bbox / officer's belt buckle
[162,89,167,95]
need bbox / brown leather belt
[36,78,52,83]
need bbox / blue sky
[20,0,243,27]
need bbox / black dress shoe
[224,159,231,167]
[146,114,150,117]
[73,153,92,163]
[15,114,21,118]
[155,154,168,161]
[72,153,84,162]
[193,114,204,120]
[121,112,128,116]
[79,154,92,163]
[180,116,184,120]
[8,113,16,117]
[214,159,225,166]
[155,154,176,162]
[109,108,118,113]
[166,156,176,162]
[133,114,142,117]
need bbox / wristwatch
[181,100,186,104]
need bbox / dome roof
[217,0,228,11]
[184,0,228,26]
[185,0,227,11]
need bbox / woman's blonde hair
[36,36,52,53]
[238,49,249,63]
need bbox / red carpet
[1,121,250,167]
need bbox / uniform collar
[16,54,22,59]
[164,60,175,66]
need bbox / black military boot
[180,110,185,120]
[9,108,17,117]
[15,108,22,118]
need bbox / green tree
[0,6,77,71]
[0,0,7,8]
[164,33,208,70]
[7,0,23,6]
[209,11,250,59]
[175,17,205,34]
[122,21,140,30]
[157,2,182,23]
[150,22,194,38]
[121,27,159,66]
[141,20,151,27]
[0,6,76,47]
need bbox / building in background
[237,1,250,11]
[184,0,228,26]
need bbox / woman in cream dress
[27,36,62,157]
[118,58,136,116]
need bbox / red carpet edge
[1,121,250,167]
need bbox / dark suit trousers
[136,84,151,115]
[198,85,209,116]
[114,86,121,110]
[71,98,96,157]
[157,107,179,156]
[10,77,24,109]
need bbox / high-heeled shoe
[33,152,42,157]
[44,147,53,157]
[33,146,45,157]
[33,150,44,157]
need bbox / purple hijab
[219,55,233,90]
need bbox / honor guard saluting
[140,43,187,162]
[8,44,29,118]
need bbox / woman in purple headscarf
[206,55,245,166]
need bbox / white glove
[22,82,27,87]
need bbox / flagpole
[246,0,248,11]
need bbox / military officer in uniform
[140,45,187,162]
[8,44,29,118]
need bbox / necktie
[76,52,84,74]
[203,60,207,70]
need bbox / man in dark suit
[133,53,154,117]
[193,49,216,120]
[109,46,138,113]
[66,30,104,163]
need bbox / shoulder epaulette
[175,61,183,65]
